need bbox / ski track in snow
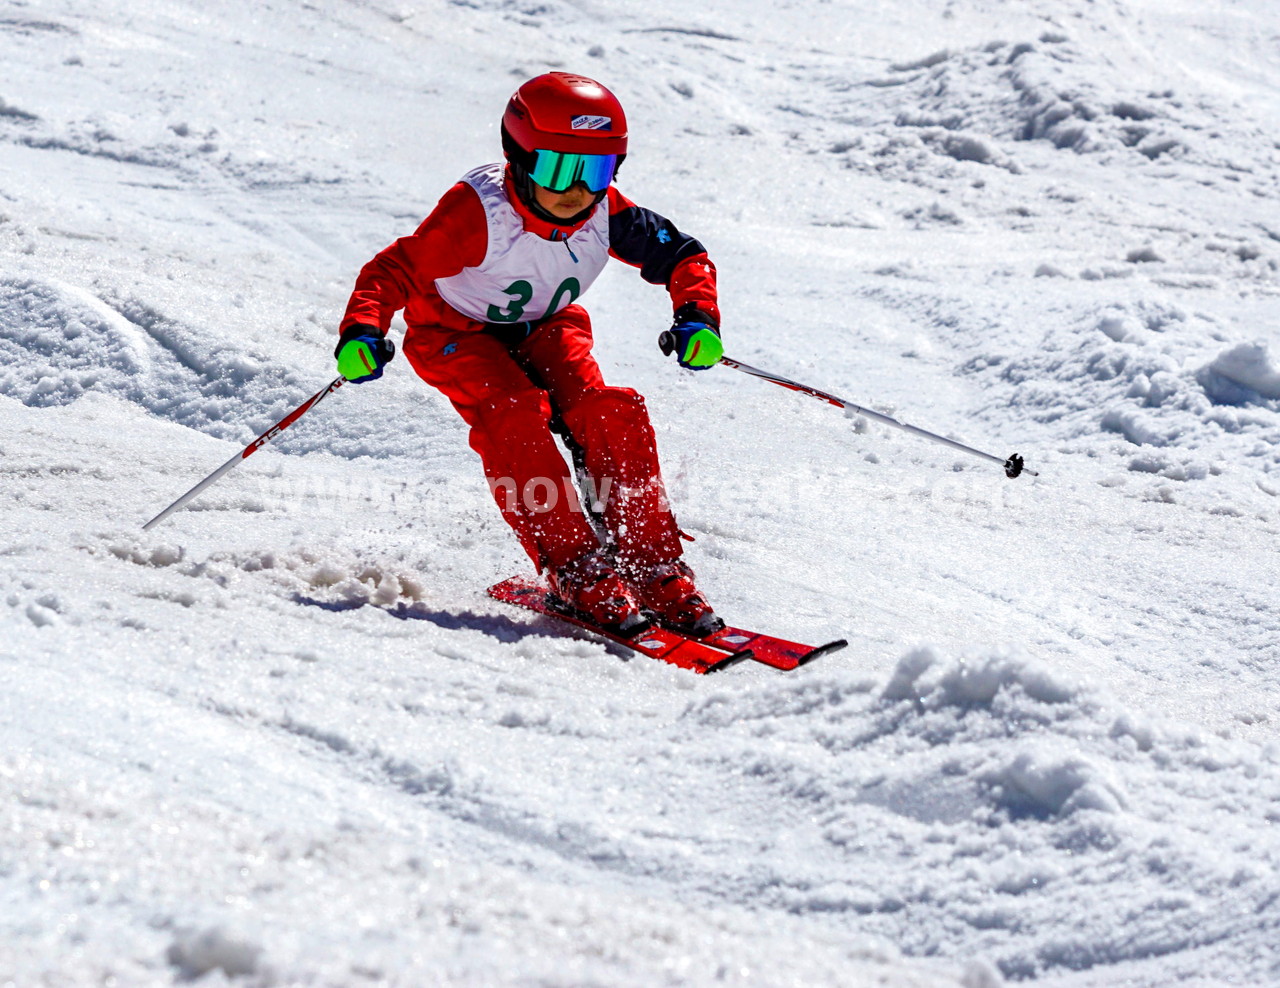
[2,1,1280,985]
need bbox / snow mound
[983,300,1280,478]
[0,275,310,442]
[0,276,149,407]
[880,35,1253,171]
[1199,340,1280,405]
[95,535,431,609]
[881,646,1077,707]
[682,645,1280,980]
[984,743,1129,817]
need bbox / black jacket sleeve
[608,193,709,287]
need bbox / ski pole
[717,355,1036,479]
[142,377,345,531]
[657,332,1031,475]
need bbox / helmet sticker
[571,114,613,131]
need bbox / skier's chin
[548,199,589,218]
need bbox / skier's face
[533,181,594,219]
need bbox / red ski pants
[403,304,683,574]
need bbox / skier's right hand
[335,325,396,383]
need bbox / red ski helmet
[501,72,627,222]
[503,72,628,158]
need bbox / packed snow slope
[2,1,1279,985]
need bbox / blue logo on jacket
[657,229,672,244]
[442,343,458,356]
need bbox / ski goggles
[528,148,618,193]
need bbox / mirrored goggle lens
[529,149,617,193]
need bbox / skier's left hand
[659,305,723,370]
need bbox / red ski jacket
[341,167,719,336]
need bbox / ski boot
[632,559,724,638]
[548,549,649,637]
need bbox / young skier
[335,72,726,637]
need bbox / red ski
[488,576,847,673]
[487,576,749,674]
[702,627,848,671]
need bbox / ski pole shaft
[719,356,1036,479]
[142,377,345,531]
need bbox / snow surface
[2,0,1280,984]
